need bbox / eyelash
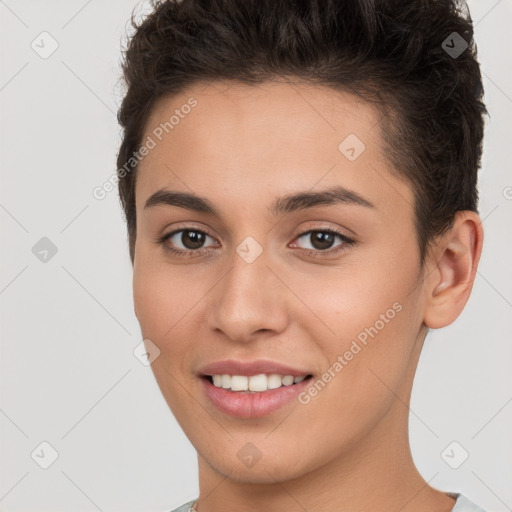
[157,226,355,259]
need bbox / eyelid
[160,222,216,240]
[292,223,354,241]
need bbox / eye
[158,228,218,256]
[157,226,355,258]
[291,228,355,256]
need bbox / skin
[132,79,483,512]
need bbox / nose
[207,248,289,343]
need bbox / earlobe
[424,211,484,329]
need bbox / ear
[423,211,484,329]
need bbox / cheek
[133,263,166,337]
[288,249,416,342]
[133,259,195,347]
[132,260,201,412]
[291,249,422,409]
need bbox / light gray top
[169,492,487,512]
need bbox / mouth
[197,359,315,417]
[202,373,314,393]
[200,372,314,418]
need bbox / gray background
[0,1,511,511]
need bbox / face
[132,80,429,483]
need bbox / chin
[199,441,323,484]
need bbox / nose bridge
[208,241,287,340]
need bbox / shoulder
[168,499,197,512]
[448,492,488,512]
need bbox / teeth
[210,373,308,392]
[267,374,282,389]
[282,375,294,386]
[248,373,267,392]
[221,374,231,389]
[230,375,248,391]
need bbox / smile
[208,373,310,392]
[201,373,313,418]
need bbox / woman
[116,0,488,510]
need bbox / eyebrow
[144,185,376,216]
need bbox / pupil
[312,231,334,250]
[183,230,205,249]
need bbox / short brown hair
[116,0,487,265]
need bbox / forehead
[141,79,380,162]
[135,79,413,220]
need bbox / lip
[200,374,313,418]
[197,358,311,378]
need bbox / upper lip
[198,359,312,378]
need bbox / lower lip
[200,376,313,418]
